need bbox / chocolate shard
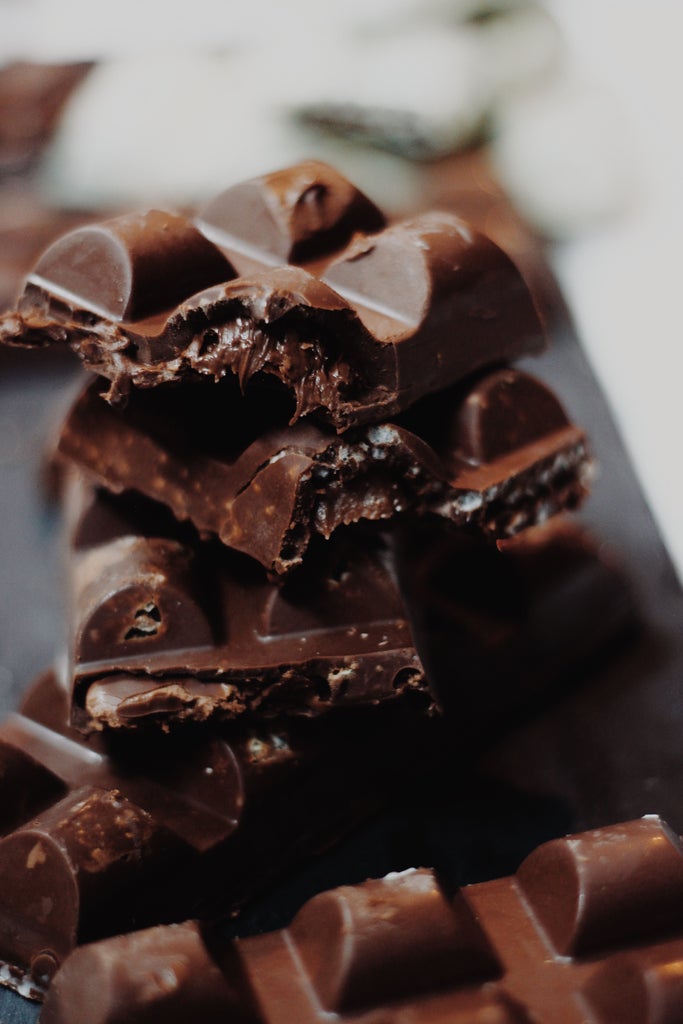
[43,817,683,1023]
[65,475,426,732]
[0,668,445,997]
[56,367,592,576]
[0,161,545,429]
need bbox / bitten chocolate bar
[39,816,683,1023]
[0,668,442,998]
[0,161,545,429]
[56,367,591,575]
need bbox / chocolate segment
[199,160,386,265]
[40,818,683,1023]
[65,476,425,731]
[56,367,591,575]
[30,210,234,323]
[0,668,443,997]
[0,161,545,429]
[40,921,257,1024]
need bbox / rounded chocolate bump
[451,368,570,465]
[323,218,433,335]
[515,817,683,957]
[31,211,234,322]
[30,950,60,986]
[40,921,250,1024]
[199,160,385,265]
[583,946,683,1024]
[116,735,245,853]
[73,536,214,663]
[288,868,498,1012]
[0,829,79,977]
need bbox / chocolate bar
[65,477,629,738]
[65,476,425,730]
[56,367,591,575]
[0,161,545,429]
[0,667,444,998]
[38,816,683,1023]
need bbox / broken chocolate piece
[40,817,683,1023]
[0,161,545,429]
[64,476,425,731]
[0,668,442,997]
[56,367,591,575]
[64,477,627,735]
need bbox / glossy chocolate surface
[0,161,545,429]
[40,817,683,1023]
[56,367,591,575]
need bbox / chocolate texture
[39,816,683,1023]
[0,161,546,429]
[56,367,591,575]
[64,476,425,730]
[0,668,443,998]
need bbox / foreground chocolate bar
[0,161,545,429]
[39,816,683,1023]
[0,668,443,998]
[65,476,426,730]
[57,367,591,575]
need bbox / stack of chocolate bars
[0,162,643,1021]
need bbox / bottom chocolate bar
[0,669,443,999]
[39,816,683,1023]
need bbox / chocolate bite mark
[2,161,545,429]
[57,368,591,577]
